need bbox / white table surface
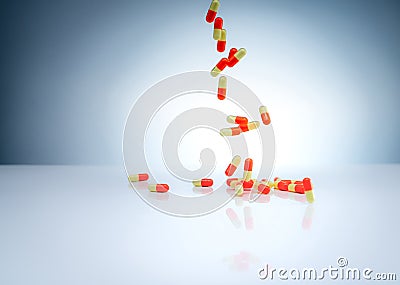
[0,165,399,284]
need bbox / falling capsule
[218,76,227,100]
[228,47,237,59]
[211,58,228,77]
[227,48,247,67]
[205,0,220,23]
[213,17,224,40]
[217,29,227,52]
[259,106,271,125]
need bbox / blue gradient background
[0,0,399,164]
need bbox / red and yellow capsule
[259,106,271,125]
[257,181,271,194]
[225,155,241,176]
[243,158,253,181]
[272,178,289,191]
[228,47,237,59]
[244,158,253,171]
[303,178,314,203]
[227,115,248,125]
[273,178,306,194]
[220,126,242,136]
[213,17,224,40]
[287,183,305,194]
[227,48,247,67]
[239,121,260,132]
[192,178,214,187]
[211,58,228,77]
[128,173,149,182]
[148,184,169,193]
[217,29,227,52]
[205,0,220,23]
[217,76,227,100]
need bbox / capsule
[211,58,228,77]
[239,121,260,132]
[218,76,227,100]
[303,178,314,203]
[244,158,253,171]
[227,48,247,67]
[192,178,214,187]
[243,158,253,181]
[259,106,271,125]
[217,29,226,52]
[228,47,237,59]
[205,0,220,23]
[225,155,241,176]
[235,181,244,196]
[287,183,305,194]
[213,17,224,40]
[227,115,248,125]
[128,173,149,182]
[273,178,293,190]
[257,181,271,194]
[148,184,169,193]
[272,178,289,191]
[220,126,242,136]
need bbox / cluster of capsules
[225,156,268,197]
[128,174,214,193]
[127,1,314,202]
[220,109,271,137]
[128,174,169,193]
[224,155,315,203]
[207,1,247,78]
[205,1,272,136]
